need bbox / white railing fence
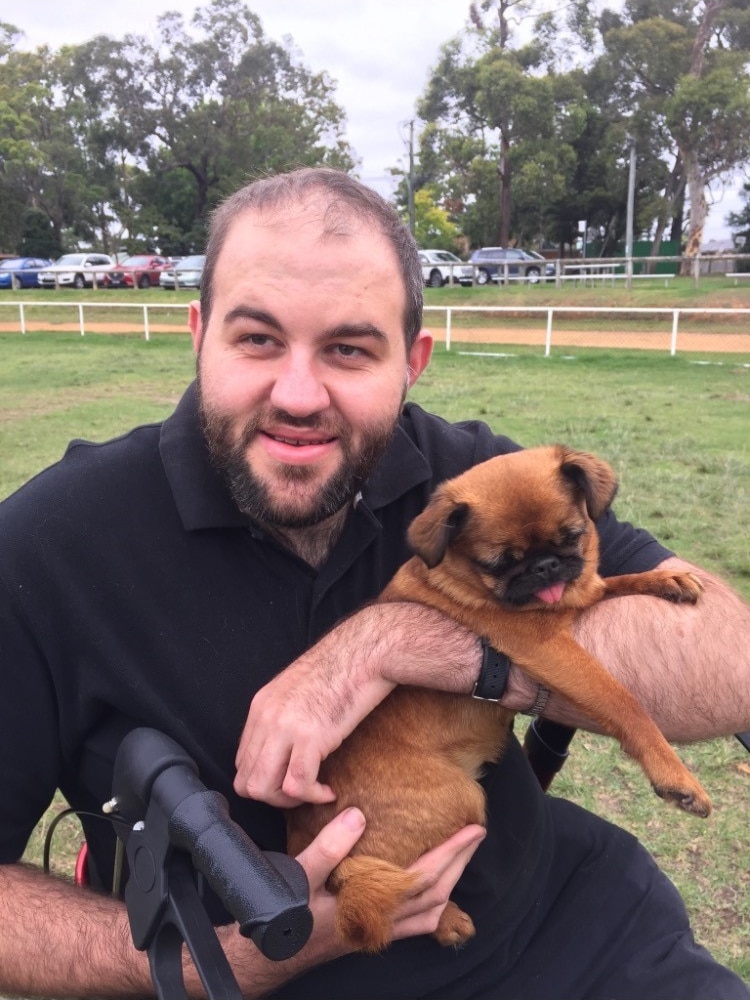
[425,305,750,358]
[1,301,749,358]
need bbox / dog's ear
[559,449,618,521]
[407,491,469,569]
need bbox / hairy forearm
[0,863,152,998]
[340,558,750,744]
[0,863,331,999]
[538,557,750,742]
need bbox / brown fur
[286,446,711,952]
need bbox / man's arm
[235,558,750,805]
[0,811,484,998]
[526,556,750,741]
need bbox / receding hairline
[199,169,424,348]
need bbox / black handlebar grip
[163,778,313,960]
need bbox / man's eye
[239,333,274,347]
[333,343,364,358]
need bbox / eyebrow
[223,305,283,331]
[223,307,390,346]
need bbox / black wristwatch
[472,637,512,701]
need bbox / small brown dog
[286,446,711,953]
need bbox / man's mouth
[258,428,340,465]
[268,432,336,447]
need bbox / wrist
[523,684,551,717]
[472,638,512,701]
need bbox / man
[0,167,748,999]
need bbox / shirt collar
[159,383,433,531]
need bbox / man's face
[190,203,432,528]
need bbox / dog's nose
[530,555,561,580]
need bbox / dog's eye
[560,526,586,546]
[474,553,518,576]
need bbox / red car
[107,255,173,289]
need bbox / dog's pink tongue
[535,582,566,604]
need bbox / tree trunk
[650,156,685,272]
[680,146,708,273]
[680,0,727,270]
[498,131,512,246]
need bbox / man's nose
[269,355,331,415]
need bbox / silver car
[159,254,206,290]
[469,247,555,285]
[37,253,114,289]
[419,250,473,287]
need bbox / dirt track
[2,321,749,355]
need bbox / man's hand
[293,808,485,950]
[234,603,481,806]
[389,823,486,941]
[234,647,395,807]
[217,810,486,994]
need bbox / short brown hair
[200,168,424,347]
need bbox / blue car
[0,257,53,289]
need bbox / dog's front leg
[494,630,711,817]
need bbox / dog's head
[407,446,618,609]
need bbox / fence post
[545,308,553,357]
[143,304,150,342]
[19,302,26,335]
[670,309,680,356]
[445,308,452,351]
[78,304,85,337]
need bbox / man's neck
[263,505,350,570]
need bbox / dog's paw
[653,779,712,818]
[655,571,704,604]
[433,901,476,948]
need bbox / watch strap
[472,637,512,702]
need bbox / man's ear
[406,330,433,388]
[407,489,469,568]
[188,300,203,354]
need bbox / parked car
[37,253,113,289]
[469,247,555,285]
[0,256,53,289]
[159,254,206,290]
[107,254,173,289]
[418,249,473,287]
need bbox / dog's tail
[327,855,422,952]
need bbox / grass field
[1,298,749,982]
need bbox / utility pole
[408,119,416,236]
[625,138,636,290]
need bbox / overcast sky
[7,0,741,240]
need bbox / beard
[198,382,400,530]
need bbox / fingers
[391,825,486,941]
[296,808,366,889]
[234,707,337,806]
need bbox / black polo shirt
[0,383,670,999]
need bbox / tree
[411,188,464,250]
[727,180,750,269]
[415,4,588,249]
[592,1,750,263]
[0,2,355,254]
[110,0,354,242]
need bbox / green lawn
[1,322,748,981]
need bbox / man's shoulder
[0,421,164,527]
[400,402,522,472]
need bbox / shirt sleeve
[595,508,673,578]
[0,573,61,862]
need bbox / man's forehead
[231,197,367,240]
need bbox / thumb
[295,808,366,888]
